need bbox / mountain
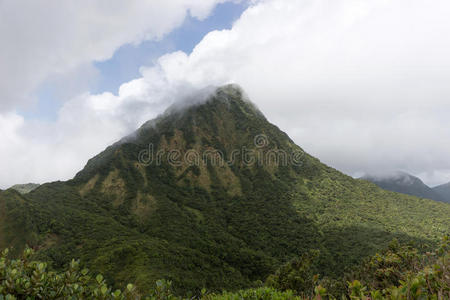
[361,171,449,203]
[0,85,449,294]
[432,182,450,203]
[9,183,40,194]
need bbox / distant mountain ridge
[433,182,450,203]
[361,171,449,203]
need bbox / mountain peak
[145,84,263,127]
[362,171,422,186]
[125,85,264,143]
[74,84,297,183]
[362,171,448,202]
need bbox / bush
[265,250,320,297]
[0,248,141,299]
[1,237,448,299]
[347,237,449,299]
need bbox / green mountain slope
[0,85,448,294]
[0,189,38,255]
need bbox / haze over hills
[361,171,450,203]
[0,85,449,294]
[433,182,450,202]
[9,183,40,194]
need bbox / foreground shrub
[0,247,143,299]
[346,237,449,299]
[1,237,448,299]
[265,250,320,297]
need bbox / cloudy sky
[1,0,450,189]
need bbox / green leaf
[101,285,108,295]
[96,274,103,283]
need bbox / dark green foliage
[0,247,156,299]
[344,237,450,299]
[0,190,38,256]
[348,237,450,295]
[266,250,320,297]
[1,239,449,299]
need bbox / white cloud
[2,0,450,188]
[0,64,196,188]
[138,0,450,186]
[0,0,230,111]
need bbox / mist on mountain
[361,171,449,203]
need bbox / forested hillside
[0,85,449,296]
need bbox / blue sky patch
[18,1,248,121]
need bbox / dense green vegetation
[265,237,450,299]
[0,85,449,296]
[0,190,37,257]
[1,238,448,299]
